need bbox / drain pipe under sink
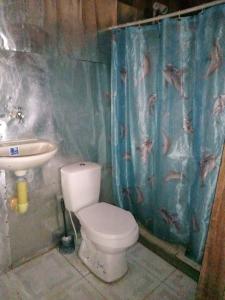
[10,177,28,214]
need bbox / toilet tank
[61,162,101,212]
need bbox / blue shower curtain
[111,4,225,262]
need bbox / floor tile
[4,272,34,300]
[62,238,90,276]
[128,243,175,281]
[145,283,190,300]
[62,252,90,277]
[10,249,83,299]
[86,258,160,300]
[164,270,196,300]
[0,274,20,300]
[1,243,198,300]
[43,277,106,300]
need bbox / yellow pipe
[9,180,29,213]
[16,180,28,213]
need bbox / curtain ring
[178,10,181,21]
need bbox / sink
[0,139,57,176]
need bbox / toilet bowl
[61,162,139,282]
[77,202,139,282]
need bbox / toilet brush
[59,198,75,254]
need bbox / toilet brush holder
[59,198,75,254]
[59,235,75,254]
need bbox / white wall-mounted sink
[0,139,57,176]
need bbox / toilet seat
[77,202,138,246]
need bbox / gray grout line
[127,252,176,283]
[162,269,197,295]
[128,244,195,300]
[83,271,91,278]
[142,268,195,300]
[129,253,178,300]
[5,270,31,300]
[59,252,90,279]
[161,268,177,284]
[142,280,162,300]
[84,274,109,300]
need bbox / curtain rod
[100,0,225,32]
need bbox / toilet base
[78,234,128,283]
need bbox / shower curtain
[111,4,225,262]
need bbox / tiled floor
[0,242,197,300]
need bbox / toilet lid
[77,202,138,240]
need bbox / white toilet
[61,162,139,282]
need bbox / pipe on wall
[101,0,225,31]
[9,178,28,214]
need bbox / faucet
[12,106,24,123]
[0,102,24,140]
[1,104,25,124]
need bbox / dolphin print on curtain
[111,4,225,262]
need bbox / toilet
[61,162,139,283]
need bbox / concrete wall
[0,0,112,272]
